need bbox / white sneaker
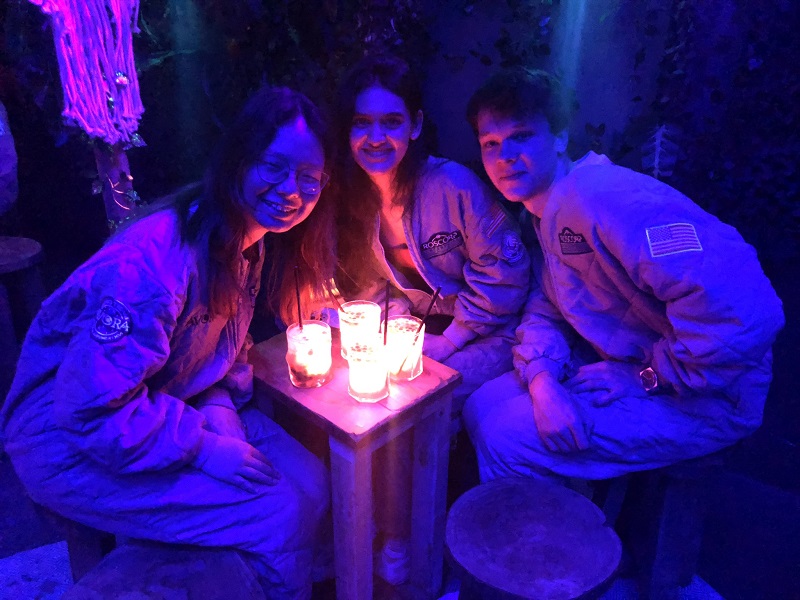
[375,538,410,586]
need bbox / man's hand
[565,361,647,406]
[196,435,281,493]
[423,333,457,362]
[199,404,247,441]
[529,371,589,453]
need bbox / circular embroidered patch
[502,230,525,263]
[91,297,133,343]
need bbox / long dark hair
[334,54,431,296]
[180,86,336,322]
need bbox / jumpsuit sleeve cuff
[523,358,563,387]
[191,430,220,468]
[442,320,478,350]
[194,388,236,411]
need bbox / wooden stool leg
[16,263,46,326]
[594,476,630,528]
[648,475,707,599]
[5,265,45,338]
[0,281,17,395]
[30,502,117,583]
[65,520,117,582]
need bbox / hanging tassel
[29,0,144,145]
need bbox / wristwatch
[639,366,659,393]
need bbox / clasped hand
[200,436,281,493]
[529,372,589,453]
[564,361,647,406]
[199,404,247,441]
[197,406,280,492]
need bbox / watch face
[640,367,658,391]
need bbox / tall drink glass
[338,300,381,359]
[285,321,332,388]
[385,315,425,381]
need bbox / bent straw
[294,266,303,331]
[328,288,344,310]
[383,281,390,345]
[414,286,441,344]
[398,286,441,374]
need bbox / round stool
[0,236,45,394]
[446,478,621,600]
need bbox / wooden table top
[250,331,462,446]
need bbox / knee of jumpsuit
[239,406,330,537]
[463,372,545,482]
[443,336,516,402]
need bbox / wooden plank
[410,392,452,597]
[329,436,373,600]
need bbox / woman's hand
[196,435,281,493]
[564,361,646,406]
[199,404,247,441]
[423,333,457,362]
[529,371,589,453]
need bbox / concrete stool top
[446,477,622,600]
[0,236,43,275]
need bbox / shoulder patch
[420,230,464,259]
[646,223,703,257]
[484,205,509,239]
[91,297,133,343]
[558,227,593,255]
[502,230,525,263]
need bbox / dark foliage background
[2,0,797,259]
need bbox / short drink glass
[338,300,382,359]
[384,315,425,382]
[346,341,390,402]
[285,321,332,388]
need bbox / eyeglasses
[256,155,330,195]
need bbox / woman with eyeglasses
[333,54,531,585]
[1,87,334,599]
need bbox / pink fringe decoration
[30,0,143,145]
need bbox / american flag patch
[646,223,703,257]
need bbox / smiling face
[240,115,325,242]
[477,110,568,210]
[349,85,422,184]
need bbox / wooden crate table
[250,332,462,600]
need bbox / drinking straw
[397,286,441,374]
[415,286,441,343]
[383,280,391,345]
[328,288,345,310]
[294,266,303,331]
